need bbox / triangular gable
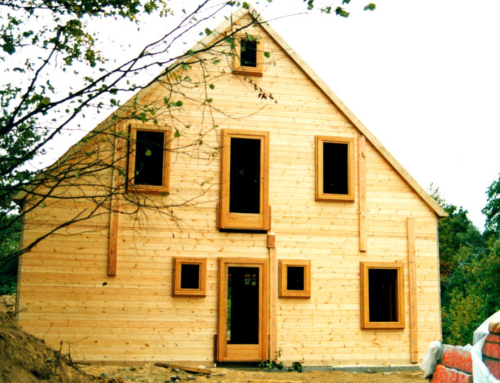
[13,5,447,218]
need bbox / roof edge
[249,6,447,218]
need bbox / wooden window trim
[173,257,207,297]
[360,262,405,330]
[233,34,264,77]
[219,129,270,231]
[127,124,171,194]
[315,136,355,202]
[279,260,311,298]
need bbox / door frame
[217,257,269,362]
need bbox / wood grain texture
[269,245,278,360]
[17,11,442,366]
[359,135,367,252]
[407,218,418,363]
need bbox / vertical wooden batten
[268,232,278,360]
[407,217,418,363]
[359,135,367,252]
[108,123,126,276]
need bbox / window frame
[279,260,311,299]
[219,129,270,231]
[127,124,171,194]
[315,136,355,202]
[360,262,405,330]
[173,257,207,297]
[233,34,264,77]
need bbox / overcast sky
[49,0,500,230]
[257,0,500,230]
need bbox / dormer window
[233,35,263,77]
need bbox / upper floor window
[315,136,355,202]
[360,262,405,330]
[127,124,171,194]
[219,129,270,231]
[233,35,263,77]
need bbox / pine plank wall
[17,15,442,366]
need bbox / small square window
[173,258,207,297]
[279,260,311,298]
[360,262,405,329]
[127,124,171,194]
[315,136,355,202]
[233,35,263,77]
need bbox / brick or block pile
[431,346,473,383]
[482,334,500,379]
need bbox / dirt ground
[1,294,428,383]
[80,363,428,383]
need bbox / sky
[40,0,500,230]
[259,0,500,230]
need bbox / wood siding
[17,15,441,366]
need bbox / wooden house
[14,6,447,367]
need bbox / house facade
[15,7,446,366]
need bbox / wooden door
[217,258,269,362]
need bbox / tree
[483,173,500,238]
[0,0,376,293]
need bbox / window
[279,260,311,298]
[219,129,270,231]
[315,136,355,202]
[233,35,263,77]
[173,258,207,297]
[127,124,171,193]
[360,262,405,329]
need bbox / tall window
[219,129,270,231]
[360,262,405,329]
[127,125,171,194]
[315,136,355,202]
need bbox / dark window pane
[241,40,257,67]
[229,138,261,214]
[323,142,348,195]
[227,267,259,345]
[180,264,200,289]
[287,266,305,291]
[134,131,164,186]
[368,269,398,322]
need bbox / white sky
[260,0,500,230]
[43,0,500,230]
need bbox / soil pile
[0,295,101,383]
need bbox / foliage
[483,173,500,238]
[0,214,21,295]
[431,179,500,345]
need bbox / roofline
[13,5,448,218]
[247,6,447,218]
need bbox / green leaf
[213,59,221,65]
[42,97,50,105]
[206,98,213,103]
[174,129,180,138]
[209,84,215,90]
[364,3,376,11]
[161,192,167,197]
[335,7,350,17]
[176,100,183,107]
[205,28,212,36]
[242,2,249,9]
[264,52,270,58]
[343,0,351,3]
[145,149,152,157]
[246,33,255,42]
[41,202,47,208]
